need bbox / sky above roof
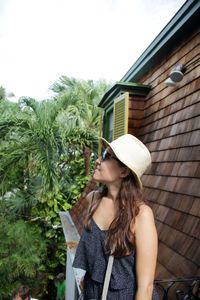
[0,0,186,101]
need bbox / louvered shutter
[113,92,129,140]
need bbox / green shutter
[113,92,129,140]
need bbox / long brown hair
[86,172,144,257]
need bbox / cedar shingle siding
[135,26,200,278]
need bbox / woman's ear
[120,166,130,178]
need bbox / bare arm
[134,205,158,300]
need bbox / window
[103,109,113,142]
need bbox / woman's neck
[106,182,121,201]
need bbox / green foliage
[0,98,63,195]
[4,189,37,220]
[0,86,6,100]
[0,211,47,299]
[0,77,109,298]
[51,76,110,130]
[63,154,91,205]
[30,191,70,297]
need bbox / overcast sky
[0,0,186,101]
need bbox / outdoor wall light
[170,64,186,82]
[165,63,186,87]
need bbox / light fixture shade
[170,70,184,82]
[164,78,176,87]
[170,64,185,82]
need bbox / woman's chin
[92,174,101,183]
[92,175,99,182]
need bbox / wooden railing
[154,277,200,300]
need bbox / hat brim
[100,137,143,188]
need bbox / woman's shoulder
[130,203,154,233]
[138,203,154,216]
[135,203,156,228]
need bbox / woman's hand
[65,240,78,249]
[79,276,84,291]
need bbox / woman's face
[93,147,125,184]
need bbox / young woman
[73,134,159,300]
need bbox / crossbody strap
[101,255,114,300]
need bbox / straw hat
[101,134,151,188]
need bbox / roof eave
[121,0,200,82]
[99,0,200,107]
[98,81,151,108]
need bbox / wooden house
[99,0,200,280]
[60,1,200,298]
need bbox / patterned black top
[73,219,159,299]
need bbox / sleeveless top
[73,219,136,291]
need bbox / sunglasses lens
[101,149,118,162]
[102,149,108,161]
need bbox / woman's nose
[96,157,101,164]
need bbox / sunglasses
[101,149,118,162]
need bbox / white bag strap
[101,255,114,300]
